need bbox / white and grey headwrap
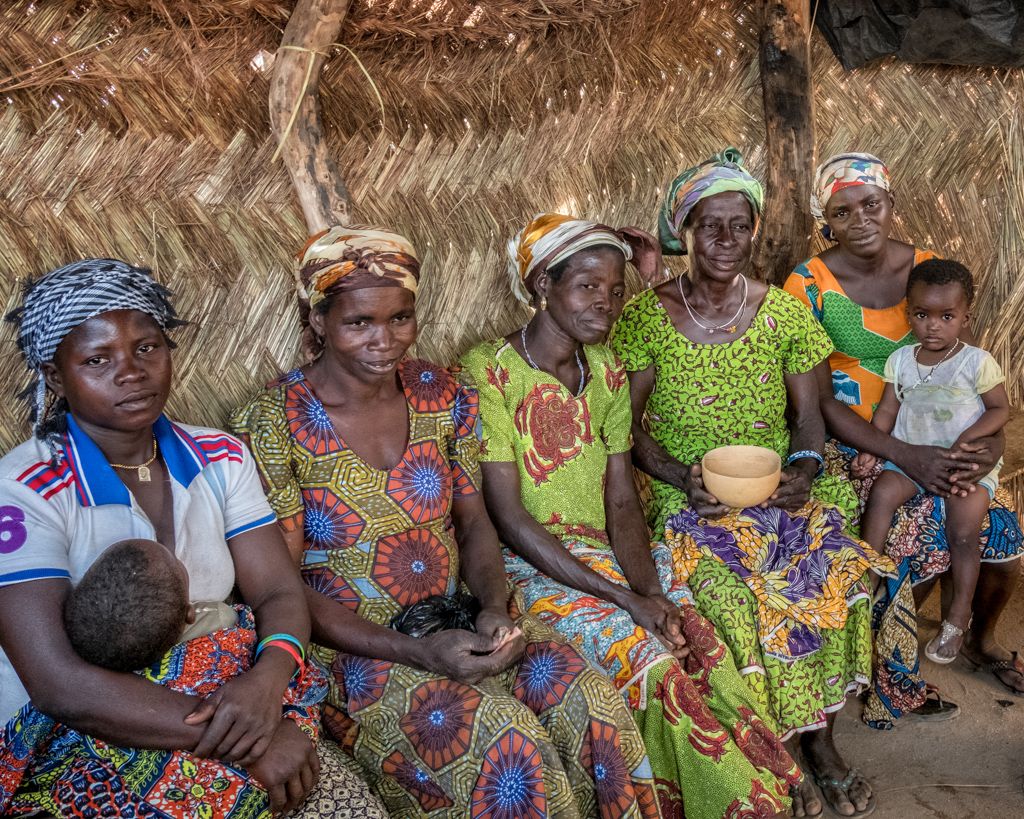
[7,258,184,456]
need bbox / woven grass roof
[1,1,1021,490]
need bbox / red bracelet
[257,639,304,679]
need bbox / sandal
[924,620,966,665]
[964,649,1024,697]
[906,684,960,722]
[811,768,876,818]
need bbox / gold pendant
[138,465,151,482]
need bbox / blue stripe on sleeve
[0,568,72,585]
[225,513,277,541]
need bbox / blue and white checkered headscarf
[7,259,185,455]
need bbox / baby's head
[906,258,974,352]
[64,539,192,672]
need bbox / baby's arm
[851,383,902,477]
[954,383,1010,448]
[871,382,901,435]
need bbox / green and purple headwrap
[658,147,764,255]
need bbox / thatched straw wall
[1,1,1021,480]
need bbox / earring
[539,295,547,311]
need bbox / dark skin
[813,184,1001,496]
[0,309,318,814]
[483,247,687,659]
[855,283,1009,659]
[815,186,1021,694]
[625,193,869,818]
[282,286,525,685]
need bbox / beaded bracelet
[785,449,825,478]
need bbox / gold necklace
[109,437,158,482]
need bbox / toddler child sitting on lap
[853,258,1009,664]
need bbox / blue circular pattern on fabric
[412,466,442,498]
[304,507,335,542]
[496,766,527,807]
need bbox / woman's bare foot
[786,737,822,817]
[801,728,873,817]
[790,777,823,817]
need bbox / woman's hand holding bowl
[680,463,730,518]
[765,467,812,512]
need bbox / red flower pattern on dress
[730,707,801,784]
[723,779,787,819]
[470,728,547,819]
[515,384,593,486]
[604,362,627,392]
[679,603,727,696]
[654,663,729,761]
[654,776,685,819]
[400,679,481,771]
[301,566,360,611]
[579,718,638,819]
[371,528,451,606]
[336,654,393,713]
[486,363,511,396]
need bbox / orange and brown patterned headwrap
[296,226,420,308]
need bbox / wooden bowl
[700,445,782,508]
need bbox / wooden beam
[269,0,353,233]
[756,0,814,285]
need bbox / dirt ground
[832,571,1024,818]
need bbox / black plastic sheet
[390,592,481,639]
[815,1,1024,69]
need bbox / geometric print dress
[231,359,661,818]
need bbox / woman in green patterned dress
[231,227,661,819]
[461,213,801,819]
[609,151,892,819]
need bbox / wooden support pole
[756,0,814,284]
[269,0,353,234]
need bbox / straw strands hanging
[0,0,1021,506]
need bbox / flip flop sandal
[906,684,960,722]
[964,650,1024,697]
[812,768,876,818]
[924,620,966,665]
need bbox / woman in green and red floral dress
[462,213,802,819]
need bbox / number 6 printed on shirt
[0,506,27,554]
